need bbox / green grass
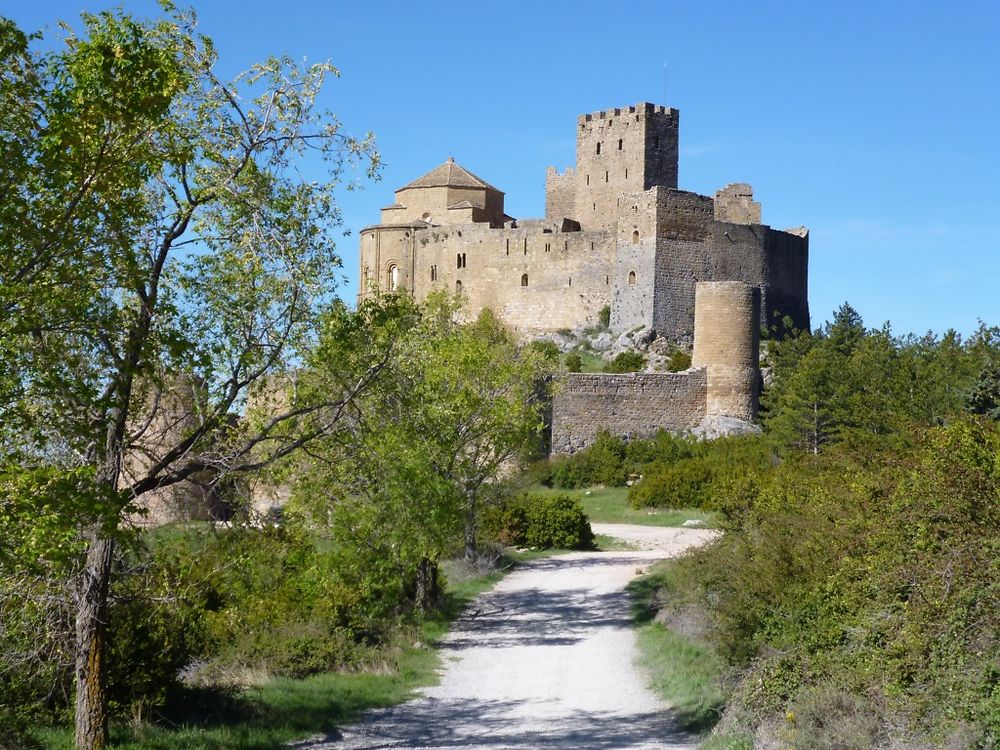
[564,348,607,373]
[526,484,720,528]
[628,560,726,734]
[34,552,539,750]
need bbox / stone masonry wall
[545,166,576,220]
[408,222,615,334]
[550,370,707,453]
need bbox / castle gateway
[358,102,808,342]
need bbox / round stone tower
[691,281,761,421]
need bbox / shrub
[666,348,692,372]
[604,351,646,373]
[527,339,560,363]
[548,430,627,488]
[597,305,611,328]
[629,458,712,509]
[564,352,583,372]
[484,494,594,550]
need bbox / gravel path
[296,525,717,750]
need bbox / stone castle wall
[406,222,615,333]
[550,370,707,453]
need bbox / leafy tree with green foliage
[299,293,552,605]
[0,8,378,748]
[564,352,583,372]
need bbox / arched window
[455,279,463,294]
[388,264,399,291]
[456,254,462,269]
[631,230,640,245]
[628,270,636,286]
[521,273,529,287]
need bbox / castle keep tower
[546,103,679,232]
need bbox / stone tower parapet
[691,281,761,421]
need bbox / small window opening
[618,138,623,151]
[506,238,510,255]
[545,242,551,252]
[456,254,462,269]
[388,264,399,291]
[568,277,572,287]
[605,171,609,182]
[605,275,609,285]
[596,142,601,155]
[586,174,590,185]
[564,240,568,250]
[625,168,628,179]
[628,270,637,286]
[632,230,640,245]
[462,253,467,268]
[521,273,529,287]
[592,202,596,211]
[456,279,462,294]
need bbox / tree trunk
[463,491,478,561]
[415,557,440,613]
[75,532,115,750]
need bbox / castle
[358,102,809,343]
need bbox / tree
[0,9,378,748]
[299,296,551,580]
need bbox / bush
[597,305,611,328]
[666,348,692,372]
[604,351,646,373]
[548,430,627,488]
[527,339,560,363]
[629,458,712,509]
[484,494,594,550]
[564,352,582,372]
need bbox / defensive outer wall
[550,281,760,452]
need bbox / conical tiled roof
[400,157,501,192]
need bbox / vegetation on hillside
[552,303,999,749]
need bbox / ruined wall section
[545,166,576,220]
[573,104,678,232]
[714,183,761,224]
[550,370,707,453]
[409,223,615,334]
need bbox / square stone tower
[546,103,678,231]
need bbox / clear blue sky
[9,1,1000,337]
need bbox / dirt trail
[298,525,717,750]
